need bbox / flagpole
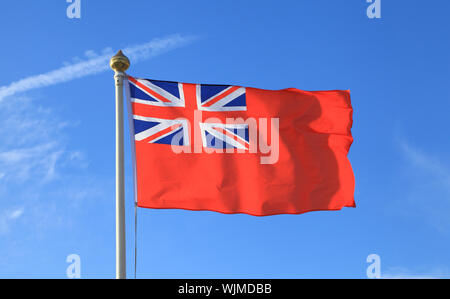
[110,50,130,279]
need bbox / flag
[126,76,355,216]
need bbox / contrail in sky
[0,34,196,101]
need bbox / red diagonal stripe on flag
[128,76,172,103]
[142,124,182,143]
[202,86,241,108]
[214,127,248,149]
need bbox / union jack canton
[128,76,250,151]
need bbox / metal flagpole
[110,50,130,279]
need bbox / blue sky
[0,0,449,278]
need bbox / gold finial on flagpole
[110,50,130,73]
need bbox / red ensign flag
[126,76,355,216]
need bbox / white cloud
[400,141,450,184]
[9,208,24,220]
[0,94,98,237]
[0,96,71,183]
[0,143,63,182]
[0,34,197,101]
[398,139,450,232]
[0,207,24,235]
[382,266,450,279]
